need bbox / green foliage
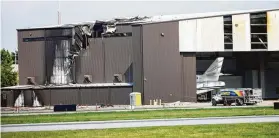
[1,49,18,87]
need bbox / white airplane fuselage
[196,57,226,95]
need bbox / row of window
[224,12,268,50]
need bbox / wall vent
[83,75,92,83]
[26,77,36,85]
[113,74,123,82]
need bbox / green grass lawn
[2,107,278,124]
[2,123,279,138]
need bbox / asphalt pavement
[2,115,279,132]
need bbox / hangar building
[1,8,279,107]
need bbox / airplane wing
[197,81,225,89]
[219,73,232,76]
[197,89,214,95]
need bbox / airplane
[196,57,230,95]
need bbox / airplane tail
[202,57,224,81]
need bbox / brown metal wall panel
[45,28,72,37]
[37,87,131,106]
[44,40,56,83]
[49,89,79,105]
[181,53,197,102]
[76,39,104,83]
[18,30,46,85]
[115,25,132,33]
[37,89,51,106]
[20,30,45,38]
[142,22,183,104]
[23,90,33,106]
[104,37,133,82]
[79,88,109,105]
[1,91,14,107]
[13,90,21,106]
[7,91,14,107]
[110,87,132,105]
[132,25,144,94]
[76,37,133,83]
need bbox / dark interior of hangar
[196,51,279,99]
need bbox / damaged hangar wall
[133,21,197,104]
[75,36,133,83]
[17,24,134,106]
[18,27,78,85]
[18,25,133,85]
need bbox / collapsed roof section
[18,16,150,37]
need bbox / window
[223,15,233,50]
[250,12,268,49]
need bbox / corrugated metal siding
[76,38,104,83]
[132,26,144,94]
[23,90,33,106]
[79,88,109,105]
[18,30,46,85]
[1,91,14,107]
[181,53,197,102]
[115,25,132,33]
[34,87,132,106]
[196,17,224,52]
[7,91,14,107]
[110,87,131,104]
[104,37,133,83]
[267,10,279,51]
[179,19,197,52]
[232,14,251,51]
[142,22,183,104]
[49,89,79,105]
[76,37,132,83]
[37,89,51,106]
[45,28,72,37]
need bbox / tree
[1,49,18,87]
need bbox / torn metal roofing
[17,8,278,30]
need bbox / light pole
[58,0,61,25]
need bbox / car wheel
[236,98,244,106]
[212,99,217,106]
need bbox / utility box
[130,92,142,107]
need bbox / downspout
[44,29,48,85]
[140,24,145,104]
[102,34,106,82]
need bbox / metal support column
[259,53,266,98]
